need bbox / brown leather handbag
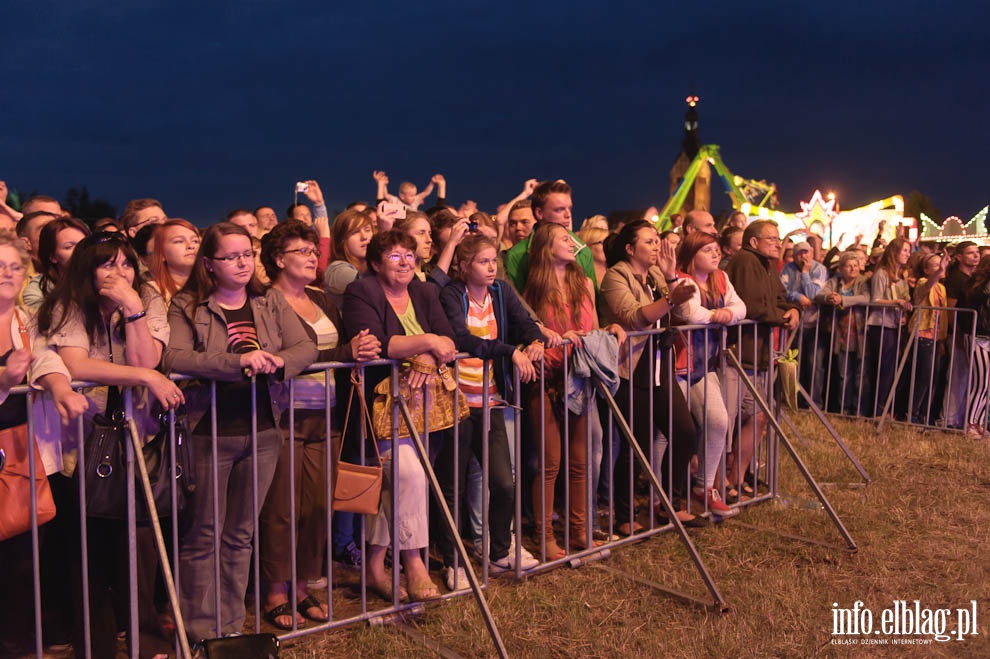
[332,371,383,515]
[0,315,56,541]
[372,363,469,440]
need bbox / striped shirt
[459,292,499,407]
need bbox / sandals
[408,578,441,602]
[263,601,301,631]
[368,577,409,603]
[296,595,329,623]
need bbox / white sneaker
[443,565,470,591]
[490,546,540,572]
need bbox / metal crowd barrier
[789,303,978,431]
[7,318,865,658]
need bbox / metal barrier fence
[3,319,866,658]
[789,303,979,432]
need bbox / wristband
[123,309,147,324]
[665,274,679,284]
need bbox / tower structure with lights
[669,93,711,214]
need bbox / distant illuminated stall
[919,207,990,246]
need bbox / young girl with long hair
[864,237,912,417]
[672,230,746,516]
[162,222,316,641]
[524,222,625,559]
[22,216,90,309]
[148,219,202,304]
[38,230,183,658]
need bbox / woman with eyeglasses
[162,222,317,641]
[0,231,89,657]
[21,216,90,310]
[148,219,202,305]
[343,230,457,601]
[254,221,381,629]
[37,230,184,658]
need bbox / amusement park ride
[658,95,990,247]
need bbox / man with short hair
[939,240,980,428]
[780,241,830,406]
[503,179,597,291]
[683,209,716,237]
[227,209,259,238]
[724,220,800,495]
[255,206,278,235]
[121,198,165,238]
[505,200,535,248]
[16,210,57,270]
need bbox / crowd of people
[0,172,986,657]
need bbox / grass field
[277,414,990,658]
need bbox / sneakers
[332,541,362,569]
[443,565,470,591]
[490,545,540,572]
[693,487,738,518]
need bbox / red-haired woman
[672,230,746,516]
[148,219,202,305]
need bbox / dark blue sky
[4,1,988,223]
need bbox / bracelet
[665,274,679,284]
[123,309,147,324]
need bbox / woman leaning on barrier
[0,231,88,657]
[342,229,455,602]
[671,230,745,517]
[162,222,316,642]
[524,222,626,558]
[864,237,912,418]
[908,253,949,425]
[256,221,381,629]
[598,220,705,532]
[38,230,184,658]
[438,234,544,581]
[814,251,869,415]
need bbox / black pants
[436,408,514,565]
[613,351,697,524]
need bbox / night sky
[4,1,988,224]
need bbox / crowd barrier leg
[723,350,857,551]
[794,385,871,485]
[592,378,727,611]
[394,395,509,659]
[126,418,193,659]
[877,325,919,434]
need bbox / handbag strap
[13,309,30,357]
[339,369,382,465]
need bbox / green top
[396,301,425,336]
[504,228,598,291]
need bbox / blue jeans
[179,427,282,641]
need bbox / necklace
[467,289,490,309]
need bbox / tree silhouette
[64,186,116,224]
[904,190,940,225]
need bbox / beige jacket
[599,260,670,381]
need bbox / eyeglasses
[385,252,416,263]
[0,261,25,275]
[758,235,782,244]
[211,250,256,264]
[282,246,320,258]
